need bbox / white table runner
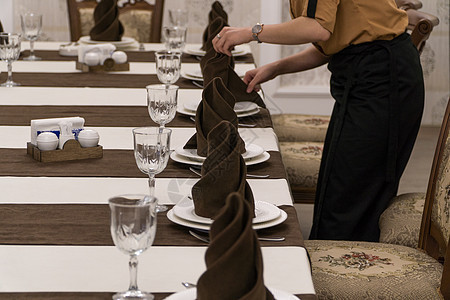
[0,245,315,295]
[0,177,293,206]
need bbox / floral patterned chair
[67,0,165,43]
[305,99,450,299]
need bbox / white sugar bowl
[36,132,59,151]
[78,129,100,148]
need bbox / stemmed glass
[132,127,172,212]
[168,8,188,27]
[147,84,179,130]
[109,194,157,300]
[163,26,187,53]
[20,13,42,61]
[0,33,22,87]
[155,50,181,88]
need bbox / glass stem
[128,254,139,291]
[30,40,35,57]
[148,173,155,197]
[6,62,13,83]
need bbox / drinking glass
[0,33,21,87]
[163,26,187,52]
[109,194,157,300]
[132,127,172,212]
[20,13,42,61]
[168,9,188,27]
[147,84,178,130]
[155,50,181,86]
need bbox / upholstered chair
[67,0,165,43]
[305,99,450,299]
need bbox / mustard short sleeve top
[289,0,408,55]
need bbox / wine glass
[154,50,181,87]
[146,84,179,130]
[168,8,188,27]
[132,127,172,213]
[163,26,187,53]
[0,33,21,87]
[109,194,157,300]
[20,13,42,61]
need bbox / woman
[213,0,424,242]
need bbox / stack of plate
[170,143,270,166]
[167,197,288,231]
[177,100,260,118]
[183,45,248,57]
[78,36,139,51]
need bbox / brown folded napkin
[191,121,252,219]
[184,77,244,156]
[197,192,274,300]
[201,16,228,51]
[89,0,124,41]
[201,51,266,108]
[201,1,228,50]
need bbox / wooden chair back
[419,99,450,298]
[406,9,440,54]
[67,0,165,43]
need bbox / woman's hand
[243,62,278,93]
[212,26,253,56]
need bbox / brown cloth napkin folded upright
[89,0,124,41]
[197,192,274,300]
[184,77,244,156]
[201,51,266,108]
[201,1,228,50]
[191,121,252,219]
[201,17,228,51]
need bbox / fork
[189,230,285,243]
[189,166,269,179]
[189,116,256,128]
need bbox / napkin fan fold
[184,77,244,157]
[197,192,274,300]
[89,0,124,41]
[202,16,228,52]
[201,51,266,108]
[201,1,228,50]
[191,121,252,219]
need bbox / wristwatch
[252,23,264,43]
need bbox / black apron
[309,33,424,242]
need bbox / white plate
[164,287,299,300]
[183,45,248,57]
[177,106,260,118]
[167,207,287,232]
[170,151,270,166]
[173,199,281,225]
[181,69,245,82]
[183,101,257,114]
[79,36,136,46]
[175,143,264,162]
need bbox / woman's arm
[244,45,329,93]
[213,17,330,56]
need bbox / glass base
[0,81,20,87]
[23,55,41,61]
[112,290,154,300]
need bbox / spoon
[189,230,285,243]
[182,282,197,289]
[189,166,269,179]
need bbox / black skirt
[309,33,424,242]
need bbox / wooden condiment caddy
[76,58,129,72]
[27,139,103,162]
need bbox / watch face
[252,24,262,34]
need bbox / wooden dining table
[0,41,316,299]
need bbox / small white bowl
[36,132,59,151]
[78,129,100,148]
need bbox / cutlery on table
[181,282,197,289]
[189,116,256,128]
[191,80,204,89]
[189,230,285,243]
[189,166,269,179]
